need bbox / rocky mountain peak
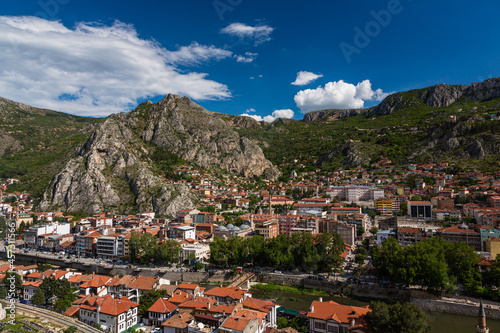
[39,94,279,214]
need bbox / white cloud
[294,79,389,113]
[0,16,232,117]
[164,42,232,66]
[291,71,323,86]
[220,22,274,45]
[240,108,294,123]
[235,52,258,63]
[271,109,294,119]
[245,108,256,113]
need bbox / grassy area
[251,283,330,296]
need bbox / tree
[315,233,345,274]
[277,317,288,329]
[37,277,76,310]
[32,288,45,306]
[139,289,168,317]
[370,226,379,235]
[0,287,7,299]
[355,253,366,264]
[55,297,73,313]
[5,272,23,295]
[357,226,365,237]
[366,301,431,333]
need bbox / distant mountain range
[1,78,499,214]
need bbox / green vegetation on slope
[0,98,102,199]
[236,95,500,172]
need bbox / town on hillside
[0,159,500,333]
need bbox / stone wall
[255,274,304,286]
[411,297,500,320]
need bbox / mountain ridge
[38,94,279,214]
[300,78,500,123]
[1,78,500,214]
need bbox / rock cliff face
[137,95,279,179]
[39,116,196,215]
[317,140,370,167]
[422,84,468,107]
[39,95,279,214]
[302,109,365,123]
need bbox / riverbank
[249,284,500,333]
[12,251,500,322]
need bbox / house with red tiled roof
[106,275,136,299]
[144,297,178,327]
[162,312,194,333]
[168,289,194,305]
[242,298,277,328]
[127,275,159,302]
[178,296,218,315]
[79,274,112,296]
[13,264,37,276]
[307,300,371,333]
[203,287,248,304]
[177,283,203,296]
[68,274,94,287]
[22,280,42,301]
[220,315,259,333]
[67,294,138,333]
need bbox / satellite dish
[198,323,205,329]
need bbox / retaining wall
[411,297,500,320]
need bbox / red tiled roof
[148,298,177,314]
[75,295,138,316]
[127,276,158,290]
[242,297,274,313]
[168,290,193,304]
[79,275,111,288]
[307,301,371,326]
[221,316,252,331]
[204,287,245,300]
[162,313,194,328]
[178,283,198,290]
[63,305,81,317]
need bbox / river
[249,288,500,333]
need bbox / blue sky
[0,0,499,120]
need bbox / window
[314,322,326,330]
[327,325,338,333]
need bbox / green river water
[249,288,500,333]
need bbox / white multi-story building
[24,223,71,249]
[170,226,195,240]
[180,244,210,263]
